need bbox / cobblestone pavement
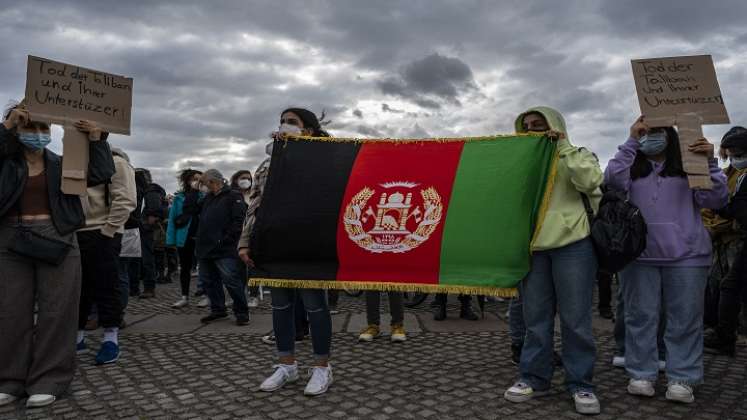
[2,281,746,420]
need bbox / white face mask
[278,123,302,135]
[199,185,209,194]
[238,179,252,190]
[190,181,200,190]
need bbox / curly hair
[178,168,202,192]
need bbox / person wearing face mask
[604,116,728,404]
[167,169,203,308]
[239,108,334,397]
[196,169,249,325]
[503,107,603,415]
[229,170,262,307]
[702,126,747,357]
[0,103,116,408]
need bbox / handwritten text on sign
[25,56,133,134]
[631,55,729,126]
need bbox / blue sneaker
[76,340,87,354]
[95,342,119,365]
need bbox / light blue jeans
[519,238,597,393]
[618,263,708,385]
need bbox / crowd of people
[0,100,745,416]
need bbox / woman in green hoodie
[503,107,603,416]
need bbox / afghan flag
[249,134,558,296]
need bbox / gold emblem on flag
[343,181,443,253]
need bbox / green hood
[514,106,568,140]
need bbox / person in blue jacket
[167,169,203,308]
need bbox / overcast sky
[2,0,746,192]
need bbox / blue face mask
[639,132,668,156]
[18,132,52,151]
[730,155,747,170]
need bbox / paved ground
[2,280,747,420]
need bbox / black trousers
[597,270,613,311]
[77,230,123,329]
[177,238,196,296]
[717,240,747,343]
[435,293,471,306]
[140,228,156,291]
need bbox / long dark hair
[178,169,202,192]
[281,107,331,137]
[630,127,687,180]
[230,170,252,189]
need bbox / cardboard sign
[631,55,729,127]
[24,55,133,134]
[24,56,133,195]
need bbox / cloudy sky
[2,0,746,192]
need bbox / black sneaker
[200,313,228,323]
[194,289,206,297]
[460,305,479,321]
[704,331,736,357]
[236,315,250,326]
[599,307,614,320]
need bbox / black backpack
[124,171,148,229]
[581,190,647,274]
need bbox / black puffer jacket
[0,125,115,235]
[196,185,247,259]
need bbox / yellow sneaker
[391,324,407,342]
[358,325,380,342]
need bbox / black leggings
[177,238,196,296]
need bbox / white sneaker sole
[259,374,299,392]
[665,390,694,404]
[358,335,377,342]
[503,389,548,403]
[26,396,56,408]
[390,335,407,342]
[0,396,19,407]
[304,376,333,396]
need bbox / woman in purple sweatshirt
[604,116,728,404]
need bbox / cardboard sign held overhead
[24,55,133,195]
[631,55,729,190]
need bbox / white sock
[77,330,85,343]
[103,327,119,345]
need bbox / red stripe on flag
[336,141,464,284]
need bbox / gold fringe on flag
[277,132,548,144]
[249,278,518,298]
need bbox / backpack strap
[580,192,595,224]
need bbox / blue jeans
[199,257,248,316]
[614,282,667,359]
[508,294,525,348]
[619,263,708,385]
[271,288,331,360]
[118,257,141,311]
[519,238,597,393]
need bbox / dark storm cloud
[0,0,745,191]
[377,53,478,108]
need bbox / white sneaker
[612,356,625,368]
[26,394,55,408]
[0,393,18,407]
[503,381,547,403]
[261,334,276,345]
[248,297,259,308]
[197,297,209,308]
[627,379,655,397]
[573,391,601,415]
[666,383,695,404]
[658,360,666,371]
[304,365,333,396]
[259,364,299,392]
[172,296,188,308]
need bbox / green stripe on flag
[439,136,557,288]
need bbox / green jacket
[515,106,603,251]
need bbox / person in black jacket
[138,169,167,298]
[706,126,747,356]
[196,169,249,325]
[0,104,115,409]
